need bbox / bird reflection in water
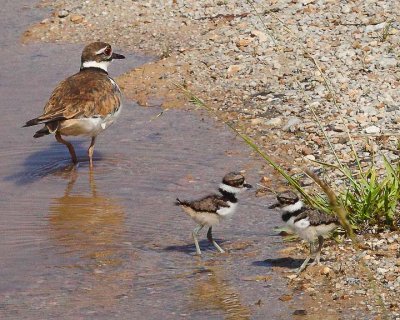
[48,168,134,309]
[189,265,251,320]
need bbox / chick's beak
[243,183,253,189]
[111,52,125,59]
[268,202,281,209]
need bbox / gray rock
[283,117,301,132]
[58,10,69,18]
[377,55,398,68]
[365,126,381,134]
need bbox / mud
[0,1,303,319]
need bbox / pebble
[265,117,283,127]
[283,117,301,132]
[57,10,69,18]
[364,125,381,134]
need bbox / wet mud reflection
[190,265,251,320]
[47,168,135,312]
[48,169,125,269]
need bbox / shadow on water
[165,239,227,255]
[4,140,105,185]
[253,257,303,269]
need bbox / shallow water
[0,2,298,319]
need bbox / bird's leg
[311,235,324,266]
[88,136,96,168]
[192,225,204,255]
[55,132,77,164]
[207,227,225,253]
[296,241,313,273]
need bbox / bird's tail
[175,198,184,206]
[33,127,50,138]
[23,118,40,127]
[25,121,60,139]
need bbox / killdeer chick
[23,42,125,167]
[270,191,340,273]
[176,172,252,255]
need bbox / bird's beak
[111,52,125,60]
[268,202,281,209]
[243,183,253,189]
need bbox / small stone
[293,309,307,316]
[365,22,387,32]
[265,117,282,127]
[236,38,253,47]
[251,118,264,125]
[365,125,381,134]
[70,14,84,24]
[283,117,301,131]
[377,55,398,68]
[304,155,316,161]
[321,267,331,275]
[301,146,313,156]
[227,65,241,77]
[251,30,268,42]
[279,294,292,302]
[377,267,388,274]
[57,10,69,18]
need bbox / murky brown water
[0,2,300,319]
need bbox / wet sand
[0,2,302,319]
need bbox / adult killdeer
[269,191,340,272]
[23,42,125,167]
[176,172,252,255]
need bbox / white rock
[377,55,398,68]
[365,126,381,134]
[365,22,387,33]
[377,267,388,274]
[283,117,302,131]
[304,155,316,161]
[57,10,69,18]
[265,117,282,126]
[251,30,268,42]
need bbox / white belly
[216,202,238,219]
[286,217,337,242]
[59,106,122,137]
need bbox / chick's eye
[104,47,112,56]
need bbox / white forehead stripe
[95,46,111,55]
[219,183,243,194]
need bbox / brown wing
[182,194,229,213]
[37,69,121,123]
[294,208,339,225]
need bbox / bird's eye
[104,47,112,56]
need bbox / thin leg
[297,256,311,273]
[207,227,225,253]
[55,132,77,164]
[312,235,324,265]
[192,225,204,255]
[296,242,313,273]
[88,137,96,168]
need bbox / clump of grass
[381,19,394,42]
[341,158,400,232]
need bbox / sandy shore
[23,0,400,318]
